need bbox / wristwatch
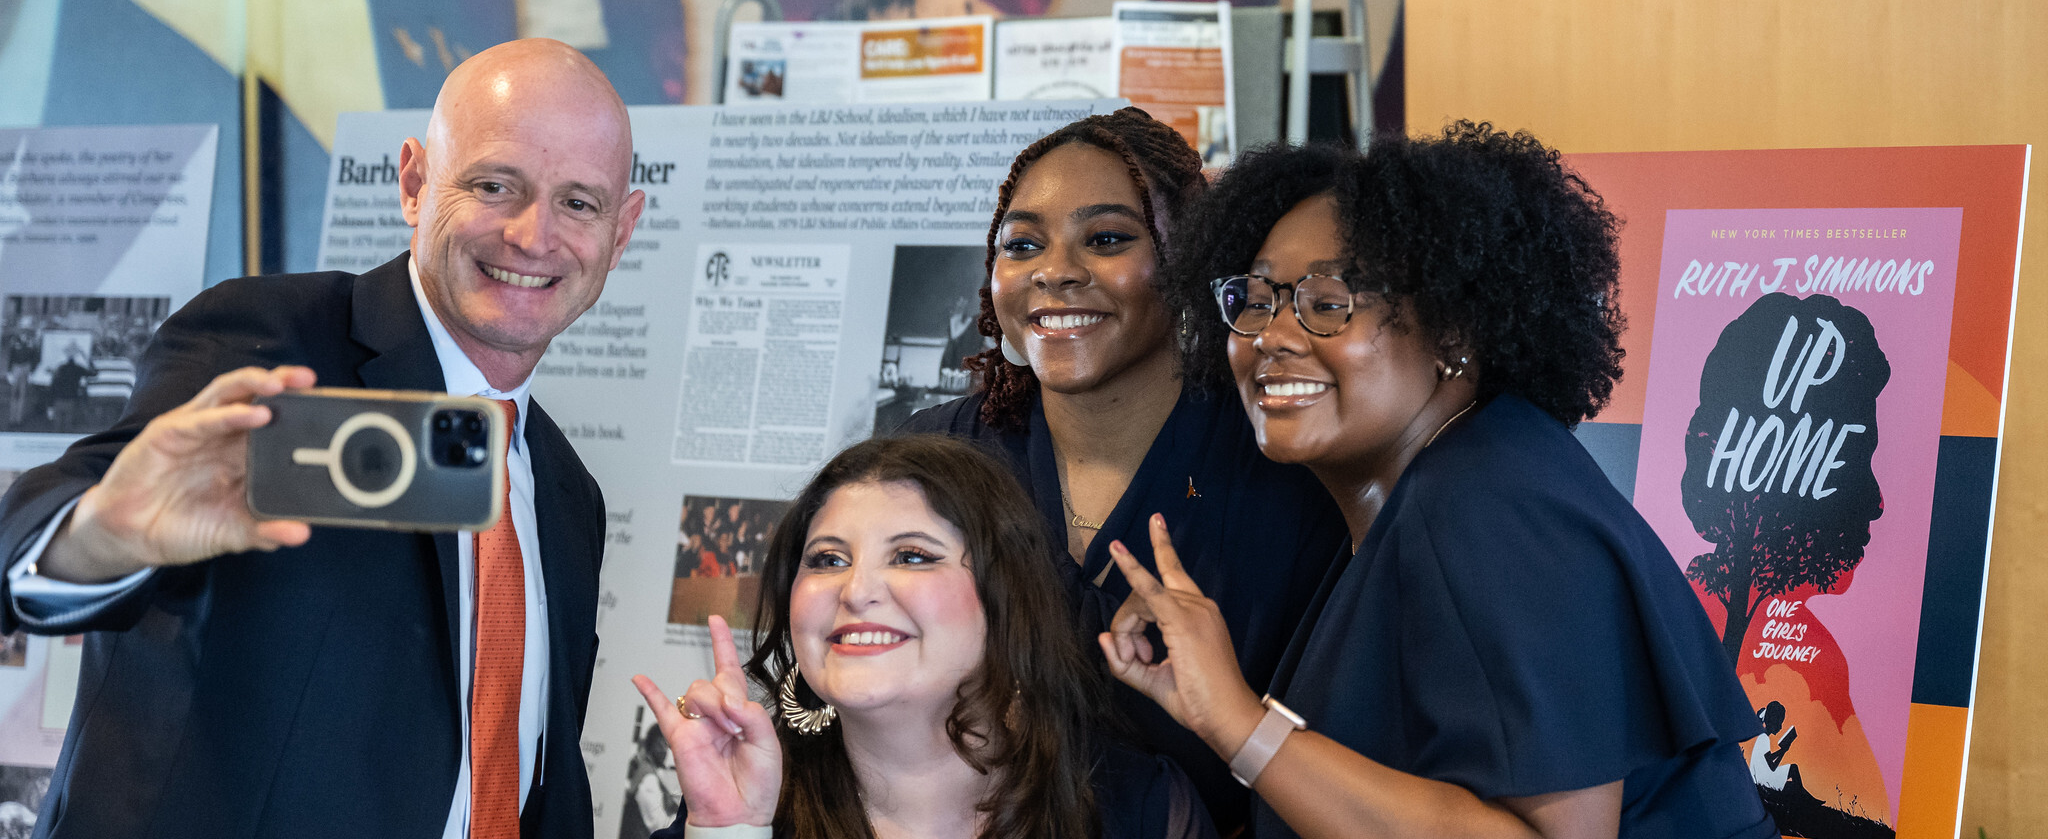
[1228,694,1307,787]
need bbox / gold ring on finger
[677,696,703,720]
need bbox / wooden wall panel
[1406,2,2047,836]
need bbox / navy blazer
[901,390,1348,835]
[0,255,606,839]
[1259,396,1774,839]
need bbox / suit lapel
[525,401,596,695]
[351,254,448,393]
[349,256,600,822]
[346,254,466,682]
[523,399,600,823]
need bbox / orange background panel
[1896,702,1972,839]
[1562,146,2025,435]
[1943,360,2004,438]
[1408,4,2046,831]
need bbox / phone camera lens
[339,428,404,492]
[445,443,468,465]
[463,415,484,434]
[433,413,453,432]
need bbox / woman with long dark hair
[900,108,1348,835]
[632,435,1213,838]
[1103,125,1775,838]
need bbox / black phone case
[247,388,506,531]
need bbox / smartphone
[247,388,506,531]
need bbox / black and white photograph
[0,765,50,839]
[0,473,25,666]
[872,245,991,434]
[615,709,679,839]
[0,296,170,435]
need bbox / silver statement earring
[779,663,838,735]
[1000,335,1030,368]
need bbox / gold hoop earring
[779,663,838,735]
[1437,356,1469,381]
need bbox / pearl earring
[1000,335,1030,368]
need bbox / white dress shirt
[5,258,554,839]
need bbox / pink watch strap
[1229,695,1306,787]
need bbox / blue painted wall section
[39,0,242,286]
[271,95,333,274]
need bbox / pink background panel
[1630,206,1963,823]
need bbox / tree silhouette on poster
[1679,293,1889,664]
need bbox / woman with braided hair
[900,108,1348,835]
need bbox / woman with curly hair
[1103,124,1776,838]
[900,108,1348,834]
[632,435,1214,838]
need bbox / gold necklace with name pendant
[1063,492,1104,531]
[1066,475,1199,531]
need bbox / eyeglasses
[1211,274,1358,337]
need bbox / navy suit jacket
[0,255,606,839]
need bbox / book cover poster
[1633,207,1963,837]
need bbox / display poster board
[1565,145,2028,839]
[993,17,1119,101]
[0,123,216,825]
[1110,0,1232,166]
[315,115,416,275]
[316,99,1125,837]
[723,17,994,105]
[0,125,214,465]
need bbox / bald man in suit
[0,39,643,839]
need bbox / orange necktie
[470,399,523,839]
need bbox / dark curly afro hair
[1161,121,1626,427]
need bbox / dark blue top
[902,389,1349,836]
[1099,741,1222,839]
[1260,395,1777,839]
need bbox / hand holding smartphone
[247,388,507,531]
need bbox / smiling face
[990,142,1177,396]
[1228,195,1445,473]
[788,480,987,717]
[400,40,645,388]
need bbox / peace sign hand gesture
[1098,514,1268,759]
[631,615,781,828]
